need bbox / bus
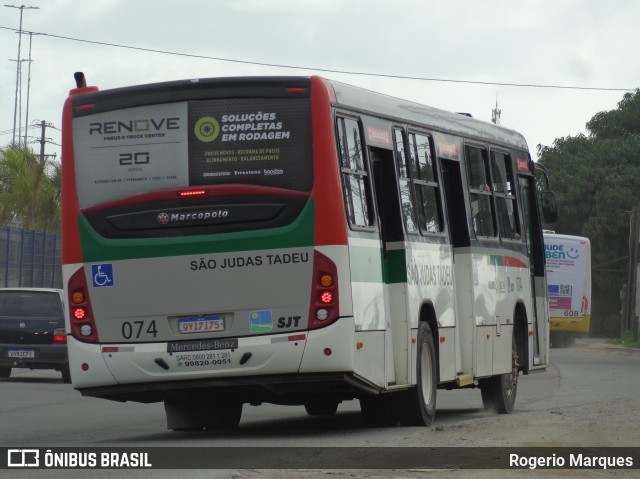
[544,232,591,347]
[61,73,557,430]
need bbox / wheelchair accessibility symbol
[91,264,114,288]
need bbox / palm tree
[0,143,61,232]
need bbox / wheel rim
[420,342,433,404]
[505,343,519,398]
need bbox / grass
[611,332,640,349]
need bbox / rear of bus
[544,232,591,347]
[61,75,355,418]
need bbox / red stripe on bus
[503,256,528,268]
[310,76,348,246]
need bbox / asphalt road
[1,339,639,477]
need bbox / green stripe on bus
[348,245,407,284]
[79,200,315,262]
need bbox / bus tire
[360,395,397,427]
[205,399,243,432]
[304,400,339,416]
[395,321,437,426]
[480,331,518,414]
[0,367,10,379]
[166,397,242,432]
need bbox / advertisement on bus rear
[73,98,312,209]
[188,98,312,191]
[544,234,591,316]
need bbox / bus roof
[327,78,530,151]
[70,74,530,151]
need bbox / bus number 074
[122,320,158,339]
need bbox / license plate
[178,316,224,334]
[8,349,35,358]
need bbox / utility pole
[38,120,53,163]
[23,32,36,148]
[4,4,39,144]
[624,204,640,338]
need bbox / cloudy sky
[1,0,638,161]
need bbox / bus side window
[491,151,520,240]
[465,145,496,238]
[409,132,443,234]
[336,117,374,228]
[393,129,418,234]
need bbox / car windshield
[0,291,63,319]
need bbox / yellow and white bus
[61,73,557,430]
[544,232,591,347]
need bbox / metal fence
[0,226,62,289]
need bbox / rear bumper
[69,317,359,402]
[0,343,68,369]
[76,371,373,404]
[550,315,590,333]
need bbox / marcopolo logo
[156,209,230,225]
[194,116,221,142]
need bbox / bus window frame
[464,142,498,241]
[335,114,376,233]
[407,129,446,237]
[488,147,523,244]
[392,126,420,236]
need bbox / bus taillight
[67,268,100,343]
[309,251,339,329]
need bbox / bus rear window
[72,98,313,209]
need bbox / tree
[538,89,640,310]
[0,143,61,232]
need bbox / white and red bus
[61,73,556,430]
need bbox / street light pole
[4,4,39,144]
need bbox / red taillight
[308,250,339,329]
[67,268,99,343]
[320,291,333,304]
[53,328,67,344]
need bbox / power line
[0,24,636,93]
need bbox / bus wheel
[304,399,339,416]
[0,367,10,379]
[205,399,243,432]
[360,395,397,427]
[395,321,437,426]
[166,397,242,432]
[480,333,518,414]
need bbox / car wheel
[61,365,72,384]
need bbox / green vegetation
[0,143,61,233]
[612,332,640,348]
[538,89,640,305]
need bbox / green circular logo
[194,116,220,142]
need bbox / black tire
[0,367,10,379]
[480,332,519,414]
[304,400,339,416]
[166,397,242,432]
[204,399,243,432]
[359,395,397,427]
[61,365,72,384]
[395,321,437,426]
